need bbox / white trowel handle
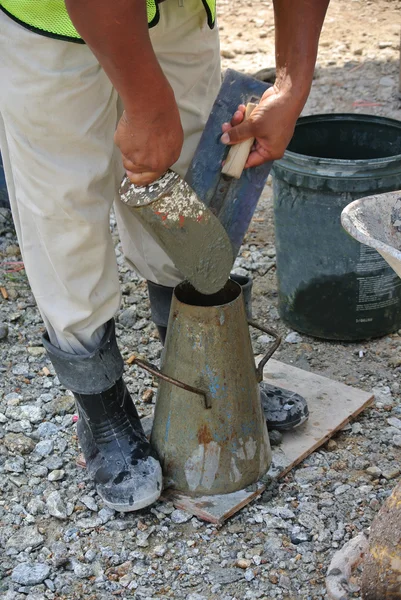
[221,102,257,179]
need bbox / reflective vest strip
[0,0,216,42]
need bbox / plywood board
[262,358,374,479]
[163,483,265,526]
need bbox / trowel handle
[132,357,211,410]
[221,102,258,179]
[248,320,281,383]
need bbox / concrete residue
[119,172,234,295]
[184,442,221,492]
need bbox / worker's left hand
[221,84,302,168]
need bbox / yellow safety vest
[0,0,216,43]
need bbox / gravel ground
[1,1,401,599]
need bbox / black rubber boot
[230,274,309,430]
[147,280,174,345]
[43,320,162,512]
[147,276,309,431]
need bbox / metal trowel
[185,68,274,258]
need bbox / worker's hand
[115,97,183,187]
[220,85,301,168]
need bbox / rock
[221,49,235,59]
[279,574,291,589]
[98,507,115,524]
[269,571,279,584]
[6,526,44,552]
[136,530,152,548]
[27,498,46,516]
[0,323,9,340]
[387,416,401,430]
[352,422,363,434]
[34,440,54,457]
[295,467,325,485]
[269,429,283,446]
[393,435,401,448]
[27,346,46,357]
[20,405,44,423]
[5,455,25,473]
[207,567,244,585]
[4,432,35,454]
[285,331,303,344]
[6,403,43,423]
[43,456,63,470]
[45,579,55,592]
[269,506,295,519]
[133,317,148,330]
[231,267,249,278]
[80,495,98,512]
[84,549,97,563]
[48,395,75,416]
[326,439,338,451]
[35,422,59,438]
[382,467,400,480]
[5,243,20,256]
[334,484,351,496]
[11,562,50,586]
[379,75,394,87]
[171,509,192,524]
[258,334,275,346]
[12,363,29,376]
[30,465,48,478]
[76,516,102,529]
[298,512,324,532]
[72,560,93,579]
[378,41,393,49]
[46,491,67,520]
[366,466,382,478]
[142,389,154,404]
[51,541,69,567]
[152,544,167,557]
[235,559,251,569]
[244,568,255,581]
[290,526,313,545]
[118,307,137,328]
[48,469,65,481]
[112,560,133,577]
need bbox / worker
[0,0,330,512]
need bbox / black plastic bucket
[272,113,401,341]
[0,152,9,208]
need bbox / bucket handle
[132,357,211,410]
[248,320,281,383]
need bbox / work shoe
[43,320,162,512]
[147,276,309,431]
[260,382,309,431]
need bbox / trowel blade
[119,171,234,295]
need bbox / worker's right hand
[115,93,184,187]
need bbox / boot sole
[268,412,309,432]
[99,486,162,513]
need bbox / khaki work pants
[0,1,221,354]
